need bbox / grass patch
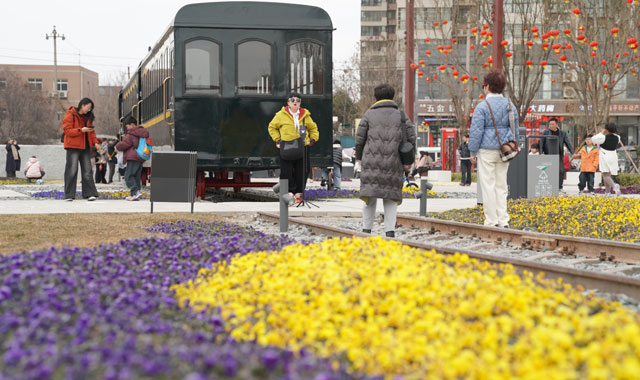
[0,213,225,255]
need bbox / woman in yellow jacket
[268,92,319,205]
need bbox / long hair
[76,98,95,123]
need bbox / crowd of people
[1,72,632,231]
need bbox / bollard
[414,178,433,217]
[273,179,292,233]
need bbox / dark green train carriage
[119,1,333,195]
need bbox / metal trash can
[150,151,198,213]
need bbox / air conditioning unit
[563,87,577,99]
[563,71,577,83]
[48,92,57,97]
[58,90,68,99]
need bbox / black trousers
[460,160,472,185]
[64,149,98,199]
[280,146,310,194]
[578,172,595,192]
[107,162,116,183]
[95,163,107,184]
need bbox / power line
[0,54,129,68]
[0,46,137,61]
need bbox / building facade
[0,64,99,121]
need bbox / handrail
[162,76,175,126]
[131,100,143,125]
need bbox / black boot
[385,231,395,238]
[362,229,371,234]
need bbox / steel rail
[395,215,640,264]
[258,212,640,301]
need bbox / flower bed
[0,178,30,185]
[435,197,640,242]
[0,222,360,379]
[173,237,640,379]
[30,190,150,200]
[594,186,640,195]
[304,187,442,201]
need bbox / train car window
[185,39,221,93]
[289,41,323,95]
[237,40,272,95]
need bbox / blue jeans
[460,160,472,185]
[321,165,342,189]
[64,148,98,199]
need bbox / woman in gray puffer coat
[355,84,416,238]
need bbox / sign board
[527,155,559,198]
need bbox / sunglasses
[288,97,301,103]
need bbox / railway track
[257,212,640,301]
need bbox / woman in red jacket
[62,98,101,201]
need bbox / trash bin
[150,151,198,213]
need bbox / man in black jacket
[541,117,573,190]
[458,134,472,186]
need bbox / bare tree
[95,71,127,137]
[0,70,57,143]
[358,39,405,113]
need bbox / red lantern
[442,20,448,25]
[552,43,561,54]
[526,41,533,49]
[417,71,424,77]
[419,59,425,67]
[452,70,459,79]
[611,27,620,37]
[483,24,490,30]
[505,51,513,60]
[410,63,418,70]
[540,60,548,68]
[563,29,571,36]
[439,65,446,72]
[433,21,439,28]
[551,30,560,39]
[560,55,567,64]
[577,34,585,42]
[452,38,457,45]
[425,50,432,57]
[591,51,597,57]
[590,41,599,51]
[603,83,609,91]
[578,26,585,31]
[500,40,509,47]
[471,27,478,36]
[433,74,438,80]
[526,60,533,68]
[600,59,607,65]
[573,8,581,17]
[542,42,550,51]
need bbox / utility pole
[492,0,504,72]
[46,26,65,97]
[405,0,415,121]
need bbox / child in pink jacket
[24,156,45,183]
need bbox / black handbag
[398,110,415,165]
[280,120,306,161]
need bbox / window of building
[0,79,6,90]
[184,39,221,93]
[361,10,385,22]
[28,78,43,91]
[56,79,68,92]
[237,40,272,95]
[361,26,383,36]
[361,0,383,6]
[289,41,323,95]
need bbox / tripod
[296,145,319,208]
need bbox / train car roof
[174,1,333,30]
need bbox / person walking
[415,150,433,179]
[541,117,573,191]
[106,138,118,183]
[573,134,599,194]
[591,123,622,196]
[23,156,45,183]
[115,116,150,201]
[5,139,20,178]
[469,71,519,228]
[321,138,343,190]
[458,134,472,186]
[356,83,416,238]
[62,98,101,201]
[268,91,319,205]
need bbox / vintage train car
[119,2,333,196]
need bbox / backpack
[135,136,153,160]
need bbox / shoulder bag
[280,120,306,161]
[398,110,415,165]
[485,100,520,162]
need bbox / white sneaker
[614,184,621,196]
[132,191,143,201]
[64,198,73,202]
[88,196,97,201]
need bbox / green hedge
[616,173,640,186]
[451,172,477,183]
